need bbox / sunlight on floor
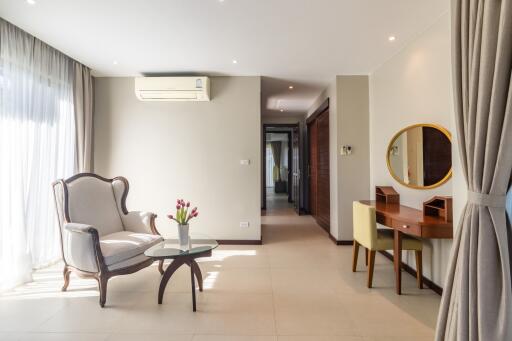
[0,248,259,301]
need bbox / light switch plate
[240,159,251,165]
[239,221,250,228]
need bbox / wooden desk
[360,200,453,294]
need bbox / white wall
[307,76,370,241]
[369,13,454,286]
[337,76,370,240]
[94,76,262,241]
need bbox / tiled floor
[0,208,440,340]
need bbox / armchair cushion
[100,231,163,266]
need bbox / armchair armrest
[65,222,97,234]
[63,223,101,273]
[121,211,159,235]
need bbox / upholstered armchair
[52,173,164,307]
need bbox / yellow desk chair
[352,201,423,288]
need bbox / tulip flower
[169,199,199,225]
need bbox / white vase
[178,224,190,249]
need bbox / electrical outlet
[239,221,250,228]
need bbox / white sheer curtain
[0,19,75,291]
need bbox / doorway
[266,132,292,209]
[306,99,330,231]
[262,124,301,213]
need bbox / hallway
[265,188,294,212]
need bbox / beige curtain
[73,63,93,172]
[436,0,512,340]
[270,141,282,182]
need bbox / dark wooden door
[308,110,330,231]
[308,121,318,217]
[316,111,330,230]
[292,126,300,213]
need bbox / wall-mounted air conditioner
[134,76,210,101]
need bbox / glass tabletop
[144,235,218,259]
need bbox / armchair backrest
[53,173,127,237]
[353,201,377,250]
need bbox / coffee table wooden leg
[158,257,186,304]
[190,265,196,312]
[190,260,203,292]
[158,260,164,275]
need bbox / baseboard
[379,251,443,295]
[328,234,352,245]
[217,239,262,245]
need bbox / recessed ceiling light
[388,36,396,42]
[219,0,225,2]
[26,0,36,4]
[289,85,294,90]
[113,60,118,65]
[232,59,238,64]
[280,109,284,112]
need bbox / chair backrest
[353,201,377,250]
[53,174,126,237]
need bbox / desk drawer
[392,219,421,236]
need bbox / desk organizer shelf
[423,196,453,222]
[375,186,400,204]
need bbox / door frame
[262,124,299,210]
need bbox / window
[0,20,76,291]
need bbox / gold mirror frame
[386,123,452,190]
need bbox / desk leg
[394,230,402,295]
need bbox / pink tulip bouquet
[167,199,199,226]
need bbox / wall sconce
[340,145,353,156]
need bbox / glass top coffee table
[144,236,218,311]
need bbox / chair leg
[352,241,359,272]
[365,248,369,266]
[158,260,165,275]
[415,250,423,289]
[62,266,71,292]
[367,250,376,288]
[98,275,108,308]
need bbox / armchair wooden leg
[365,248,369,266]
[62,266,71,292]
[415,250,423,289]
[158,260,165,275]
[367,250,376,288]
[352,241,359,272]
[98,276,108,308]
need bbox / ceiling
[0,0,448,116]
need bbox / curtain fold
[270,141,282,182]
[73,63,93,172]
[436,0,512,340]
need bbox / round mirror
[387,124,452,189]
